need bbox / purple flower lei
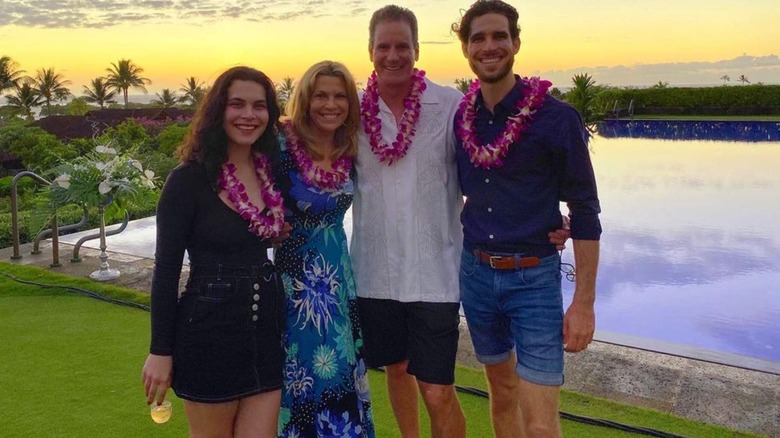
[283,121,352,191]
[219,154,285,239]
[360,69,427,165]
[456,76,551,170]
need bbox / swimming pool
[565,120,780,373]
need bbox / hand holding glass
[150,400,172,424]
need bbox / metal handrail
[32,205,89,254]
[10,171,51,260]
[9,171,89,267]
[71,211,130,263]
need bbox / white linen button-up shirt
[351,78,463,303]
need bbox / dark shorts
[172,263,285,403]
[357,298,460,385]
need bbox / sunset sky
[2,0,779,98]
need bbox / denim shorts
[172,263,285,403]
[459,250,564,386]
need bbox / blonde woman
[274,61,374,437]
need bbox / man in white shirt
[350,5,467,438]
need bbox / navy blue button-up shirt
[455,77,601,256]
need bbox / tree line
[0,56,206,120]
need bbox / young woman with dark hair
[142,66,287,437]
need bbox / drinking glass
[150,400,172,424]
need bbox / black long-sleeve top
[149,162,273,355]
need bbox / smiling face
[370,20,419,89]
[308,75,349,138]
[222,79,269,150]
[463,13,520,84]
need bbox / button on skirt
[172,266,284,403]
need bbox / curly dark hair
[177,66,281,188]
[452,0,521,44]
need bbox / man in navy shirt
[453,1,602,436]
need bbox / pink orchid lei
[219,154,285,239]
[456,76,551,170]
[283,121,352,191]
[360,68,427,165]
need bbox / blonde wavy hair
[286,60,360,160]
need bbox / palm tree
[4,82,42,120]
[454,78,474,94]
[82,77,117,109]
[34,67,71,115]
[738,74,750,85]
[720,74,731,85]
[179,76,205,107]
[0,56,25,93]
[152,89,179,108]
[105,59,152,108]
[276,77,295,115]
[567,73,598,124]
[652,81,669,89]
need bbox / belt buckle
[489,255,503,269]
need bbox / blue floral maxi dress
[275,141,374,438]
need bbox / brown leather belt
[473,249,541,270]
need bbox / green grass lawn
[0,262,762,437]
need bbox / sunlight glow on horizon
[2,0,779,95]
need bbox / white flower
[95,145,117,155]
[98,180,112,195]
[142,170,156,189]
[95,162,107,171]
[53,173,71,189]
[131,160,144,172]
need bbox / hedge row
[598,85,780,115]
[0,176,39,197]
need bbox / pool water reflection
[561,121,780,370]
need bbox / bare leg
[183,399,238,438]
[418,381,466,438]
[385,361,421,438]
[484,355,524,438]
[233,389,281,438]
[517,378,561,438]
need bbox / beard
[469,55,515,84]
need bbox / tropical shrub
[155,123,189,156]
[98,119,153,154]
[142,152,179,183]
[0,175,37,197]
[134,116,191,137]
[0,126,77,172]
[562,73,614,125]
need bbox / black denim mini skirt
[171,262,284,403]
